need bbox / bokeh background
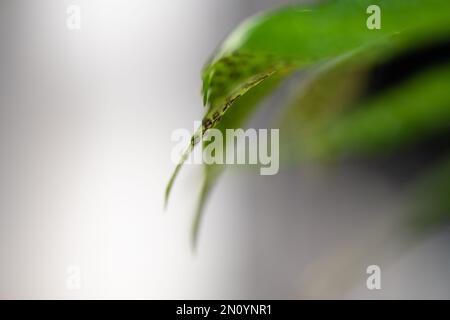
[1,0,450,299]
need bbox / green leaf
[166,0,450,246]
[164,65,292,210]
[279,46,385,162]
[203,0,450,109]
[191,73,289,248]
[300,63,450,160]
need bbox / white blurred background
[1,0,450,299]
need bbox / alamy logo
[66,5,81,30]
[366,5,381,30]
[66,265,82,290]
[171,121,279,175]
[366,265,381,290]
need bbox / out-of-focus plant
[165,0,450,247]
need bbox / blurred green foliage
[166,0,450,245]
